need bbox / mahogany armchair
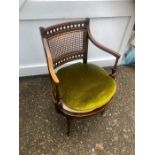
[40,18,120,135]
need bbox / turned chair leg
[66,116,71,136]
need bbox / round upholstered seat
[56,63,116,112]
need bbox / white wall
[19,0,135,77]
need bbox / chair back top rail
[40,18,90,38]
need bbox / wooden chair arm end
[49,68,59,84]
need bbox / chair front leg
[109,68,117,79]
[66,116,71,136]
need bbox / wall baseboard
[19,57,116,77]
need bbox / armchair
[40,18,120,135]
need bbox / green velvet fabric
[57,63,116,112]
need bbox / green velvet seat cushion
[57,63,116,112]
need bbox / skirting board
[19,57,117,77]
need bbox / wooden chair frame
[40,18,120,135]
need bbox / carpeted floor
[19,65,135,155]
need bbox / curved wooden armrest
[87,26,121,78]
[42,38,59,84]
[87,27,121,59]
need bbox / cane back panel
[40,19,89,68]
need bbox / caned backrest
[40,19,89,68]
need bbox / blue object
[124,47,135,65]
